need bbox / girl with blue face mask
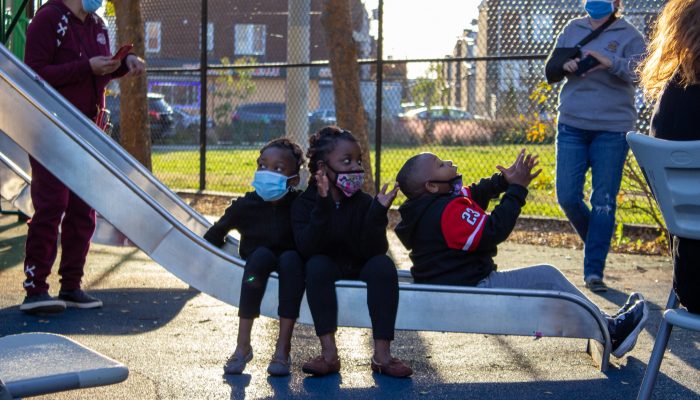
[203,138,306,377]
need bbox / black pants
[239,247,305,319]
[672,236,700,314]
[305,254,399,340]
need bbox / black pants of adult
[304,254,399,340]
[239,247,305,319]
[672,236,700,314]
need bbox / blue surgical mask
[585,1,614,20]
[81,0,103,14]
[252,170,296,202]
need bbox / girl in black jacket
[291,126,412,378]
[204,138,305,377]
[639,0,700,313]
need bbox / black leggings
[304,254,399,340]
[672,236,700,314]
[239,247,305,319]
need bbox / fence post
[287,0,310,182]
[373,0,383,192]
[199,0,207,191]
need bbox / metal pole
[286,0,310,165]
[199,0,207,191]
[1,0,7,44]
[374,0,383,192]
[2,0,28,46]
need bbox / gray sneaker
[19,293,66,314]
[58,289,103,309]
[224,350,253,375]
[267,355,292,377]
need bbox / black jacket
[651,75,700,141]
[395,173,528,286]
[203,191,299,260]
[291,183,389,266]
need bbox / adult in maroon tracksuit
[19,0,145,314]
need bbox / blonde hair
[638,0,700,101]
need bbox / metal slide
[0,45,611,371]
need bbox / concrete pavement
[0,214,698,399]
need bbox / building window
[199,22,214,51]
[145,21,161,53]
[234,24,266,56]
[531,14,553,43]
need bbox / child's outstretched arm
[203,199,242,247]
[291,171,334,258]
[442,150,541,252]
[466,173,509,210]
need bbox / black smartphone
[575,55,601,76]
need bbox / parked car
[231,102,286,143]
[309,108,336,125]
[399,106,481,121]
[232,102,286,124]
[172,107,215,131]
[105,93,175,142]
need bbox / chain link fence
[104,0,666,225]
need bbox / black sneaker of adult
[58,289,103,309]
[19,293,66,314]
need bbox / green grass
[152,144,657,225]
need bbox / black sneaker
[612,292,645,318]
[58,289,103,309]
[19,293,66,314]
[609,300,649,358]
[585,276,608,292]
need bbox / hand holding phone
[575,55,601,76]
[112,44,134,61]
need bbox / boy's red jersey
[440,187,488,252]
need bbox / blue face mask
[81,0,103,14]
[585,1,614,20]
[252,171,296,202]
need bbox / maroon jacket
[24,0,128,119]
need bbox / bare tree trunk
[112,0,151,170]
[321,0,374,193]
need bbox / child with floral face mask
[204,138,305,377]
[291,126,412,378]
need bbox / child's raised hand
[316,170,330,197]
[496,148,542,188]
[376,182,399,208]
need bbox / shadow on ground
[0,288,198,337]
[224,360,699,400]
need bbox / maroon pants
[23,157,96,295]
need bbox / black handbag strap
[575,15,618,49]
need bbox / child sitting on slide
[394,149,648,358]
[204,138,305,376]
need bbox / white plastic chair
[626,132,700,400]
[0,333,128,398]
